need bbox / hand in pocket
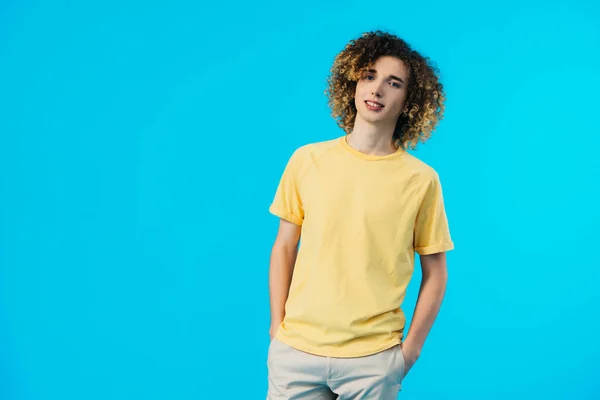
[400,342,420,378]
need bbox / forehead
[367,56,408,78]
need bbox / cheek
[355,83,365,97]
[387,100,405,117]
[394,93,408,109]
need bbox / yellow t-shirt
[269,135,454,358]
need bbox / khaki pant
[267,338,405,399]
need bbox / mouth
[365,100,384,110]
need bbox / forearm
[268,245,297,324]
[403,265,448,354]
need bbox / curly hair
[325,30,446,150]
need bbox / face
[354,55,409,125]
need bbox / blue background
[1,0,599,399]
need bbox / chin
[358,112,386,123]
[358,108,382,118]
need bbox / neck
[347,115,398,156]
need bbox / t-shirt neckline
[339,135,406,161]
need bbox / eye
[390,82,402,88]
[364,74,374,81]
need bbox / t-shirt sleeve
[268,148,305,226]
[413,172,454,255]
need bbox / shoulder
[293,137,339,160]
[402,152,441,183]
[287,137,340,168]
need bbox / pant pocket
[396,345,406,383]
[267,339,279,366]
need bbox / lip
[365,100,385,111]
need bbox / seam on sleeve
[415,241,454,255]
[269,204,303,226]
[296,144,338,191]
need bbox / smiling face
[354,55,409,126]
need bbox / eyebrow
[366,69,405,84]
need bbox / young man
[267,30,454,399]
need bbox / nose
[371,81,385,98]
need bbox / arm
[402,251,448,373]
[269,218,301,340]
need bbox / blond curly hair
[325,30,446,150]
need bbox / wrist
[270,318,283,330]
[402,337,422,356]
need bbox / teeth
[366,101,383,108]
